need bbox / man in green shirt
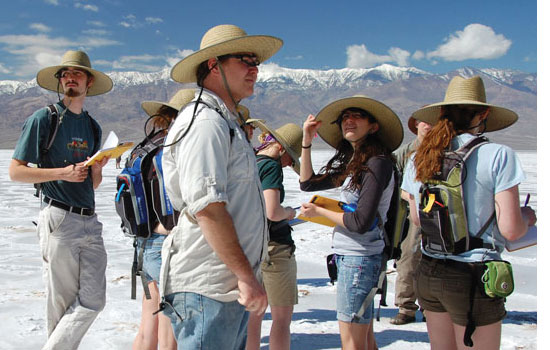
[9,50,112,349]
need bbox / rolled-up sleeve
[173,115,231,217]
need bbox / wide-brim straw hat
[411,75,518,132]
[250,120,303,174]
[407,116,418,135]
[236,105,251,126]
[316,96,404,151]
[36,50,113,96]
[171,24,283,83]
[141,89,196,117]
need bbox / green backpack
[418,136,494,255]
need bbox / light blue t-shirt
[401,133,525,262]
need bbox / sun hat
[170,24,283,83]
[411,75,518,132]
[407,116,418,135]
[315,95,404,151]
[36,50,113,96]
[236,104,252,126]
[141,89,196,117]
[249,120,303,174]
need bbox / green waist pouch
[481,260,514,298]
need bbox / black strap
[464,266,478,347]
[131,238,151,300]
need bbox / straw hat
[411,75,518,132]
[407,116,418,135]
[250,120,303,174]
[315,96,404,151]
[236,105,251,126]
[36,50,113,96]
[170,24,283,83]
[141,89,196,117]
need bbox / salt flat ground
[0,149,537,349]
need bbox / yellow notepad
[84,131,134,166]
[297,195,344,227]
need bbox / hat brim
[316,96,404,152]
[411,100,518,132]
[170,35,283,83]
[141,101,180,117]
[250,119,301,175]
[36,64,113,96]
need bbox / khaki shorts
[261,242,298,306]
[415,256,506,327]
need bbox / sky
[0,0,538,81]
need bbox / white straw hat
[411,75,518,132]
[170,24,283,83]
[316,95,404,151]
[249,120,303,174]
[141,89,196,117]
[36,50,113,96]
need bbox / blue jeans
[335,253,383,324]
[163,292,248,350]
[136,233,166,283]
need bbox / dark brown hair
[151,105,178,130]
[414,104,489,182]
[317,108,391,191]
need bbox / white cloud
[145,17,163,24]
[82,29,109,36]
[427,23,512,61]
[87,20,106,27]
[44,0,59,5]
[346,44,411,68]
[30,23,52,33]
[284,55,304,61]
[0,62,10,74]
[119,22,131,28]
[75,2,99,12]
[412,50,425,60]
[120,14,139,28]
[0,33,119,77]
[109,54,165,71]
[165,49,194,67]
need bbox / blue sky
[0,0,538,81]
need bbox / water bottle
[339,202,379,230]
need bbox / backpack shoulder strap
[41,104,60,159]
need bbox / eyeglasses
[56,69,87,79]
[332,111,369,125]
[219,54,260,67]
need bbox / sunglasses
[219,53,260,67]
[55,69,87,79]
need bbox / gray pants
[394,220,422,316]
[37,205,107,350]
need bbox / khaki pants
[394,220,421,316]
[38,205,107,350]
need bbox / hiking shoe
[390,313,416,325]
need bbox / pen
[524,193,530,207]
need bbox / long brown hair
[414,104,489,182]
[317,108,391,192]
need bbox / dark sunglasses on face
[55,69,87,79]
[219,53,260,67]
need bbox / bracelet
[302,144,312,149]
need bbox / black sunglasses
[218,54,260,67]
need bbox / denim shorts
[136,233,167,284]
[415,256,506,326]
[335,253,383,324]
[163,292,248,350]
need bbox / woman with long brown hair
[401,76,537,350]
[299,96,403,350]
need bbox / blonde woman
[246,121,303,350]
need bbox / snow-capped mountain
[0,64,536,149]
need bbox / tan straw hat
[316,95,404,151]
[236,104,251,126]
[36,50,113,96]
[407,116,418,135]
[141,89,195,117]
[170,24,283,83]
[411,75,518,132]
[250,120,303,174]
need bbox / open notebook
[84,131,133,166]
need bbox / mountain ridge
[0,64,536,150]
